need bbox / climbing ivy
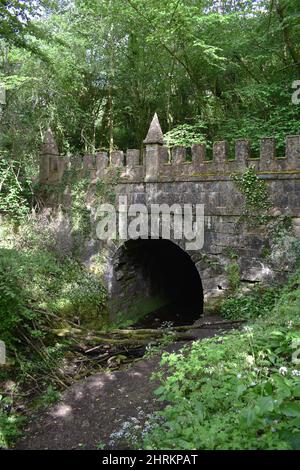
[232,166,271,226]
[70,177,91,237]
[232,167,294,251]
[93,168,121,205]
[0,157,32,221]
[40,164,121,241]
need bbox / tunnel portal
[111,239,203,327]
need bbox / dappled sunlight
[51,404,72,419]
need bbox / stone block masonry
[39,114,300,317]
[40,125,300,186]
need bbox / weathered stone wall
[39,116,300,319]
[40,135,300,186]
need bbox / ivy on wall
[232,166,271,226]
[40,165,121,242]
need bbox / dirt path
[15,316,233,450]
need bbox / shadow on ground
[15,316,231,450]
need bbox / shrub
[0,395,24,449]
[220,286,279,320]
[0,248,33,347]
[224,262,241,292]
[0,216,107,350]
[0,158,32,221]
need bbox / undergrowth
[142,268,300,450]
[220,285,280,320]
[0,218,107,448]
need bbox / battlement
[39,116,300,185]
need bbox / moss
[204,296,225,315]
[110,295,168,329]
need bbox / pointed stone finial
[143,113,164,145]
[42,128,59,155]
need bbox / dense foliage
[0,0,299,170]
[0,218,107,345]
[0,157,33,219]
[142,269,300,450]
[0,218,107,448]
[0,0,300,451]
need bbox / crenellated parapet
[37,115,300,306]
[39,115,300,185]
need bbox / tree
[0,1,58,58]
[0,0,299,169]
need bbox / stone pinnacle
[143,113,164,145]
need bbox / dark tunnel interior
[123,239,203,326]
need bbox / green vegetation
[0,234,106,345]
[144,332,176,360]
[0,158,33,220]
[224,261,241,293]
[232,167,295,260]
[220,286,279,320]
[0,0,300,452]
[0,394,25,448]
[0,0,299,167]
[0,218,107,448]
[142,269,300,450]
[233,166,271,226]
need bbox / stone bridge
[39,114,300,322]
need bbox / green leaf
[256,396,274,414]
[280,402,300,418]
[280,431,300,450]
[292,384,300,398]
[154,386,165,396]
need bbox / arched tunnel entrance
[110,239,203,327]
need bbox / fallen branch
[107,319,246,337]
[85,331,196,347]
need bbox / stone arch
[108,238,204,326]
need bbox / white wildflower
[246,355,255,365]
[243,326,253,333]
